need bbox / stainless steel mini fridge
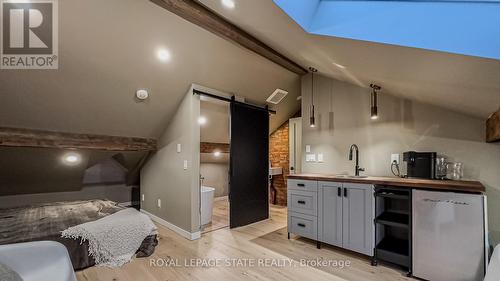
[412,190,488,281]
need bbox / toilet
[201,186,215,225]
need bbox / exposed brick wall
[269,121,290,206]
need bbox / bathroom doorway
[196,88,271,234]
[199,97,230,233]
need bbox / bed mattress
[0,200,158,270]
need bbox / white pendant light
[309,67,318,128]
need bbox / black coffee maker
[403,151,437,179]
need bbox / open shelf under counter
[375,212,409,229]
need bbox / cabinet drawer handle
[297,223,306,228]
[338,187,341,197]
[344,188,348,197]
[297,183,305,187]
[297,200,306,204]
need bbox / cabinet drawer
[288,179,318,192]
[288,212,318,240]
[288,190,317,216]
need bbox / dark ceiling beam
[200,142,230,153]
[0,127,158,151]
[486,107,500,143]
[150,0,308,75]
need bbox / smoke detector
[266,89,288,105]
[136,89,149,101]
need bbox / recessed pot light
[214,151,221,157]
[221,0,235,9]
[198,116,207,125]
[62,152,82,166]
[157,49,171,62]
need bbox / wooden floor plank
[202,198,229,233]
[77,205,413,281]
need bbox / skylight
[273,0,500,60]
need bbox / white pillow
[0,263,23,281]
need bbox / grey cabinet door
[342,183,374,256]
[318,181,343,247]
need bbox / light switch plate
[317,154,324,162]
[177,144,182,153]
[306,154,316,162]
[306,145,311,153]
[157,199,161,208]
[141,194,145,202]
[391,154,400,164]
[183,160,188,170]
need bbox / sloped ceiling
[0,0,301,138]
[0,147,144,196]
[199,0,500,119]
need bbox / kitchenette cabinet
[318,181,342,247]
[287,174,487,280]
[318,181,374,256]
[340,182,375,256]
[288,179,374,256]
[287,179,318,242]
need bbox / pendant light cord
[311,71,314,105]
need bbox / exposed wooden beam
[486,107,500,143]
[0,127,158,151]
[150,0,308,75]
[200,142,230,153]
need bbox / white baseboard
[214,196,228,202]
[140,209,201,241]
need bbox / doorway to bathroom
[197,89,271,234]
[199,97,231,233]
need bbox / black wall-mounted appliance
[403,151,437,179]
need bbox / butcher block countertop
[288,173,485,193]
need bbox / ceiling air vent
[266,89,288,105]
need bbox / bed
[0,200,158,270]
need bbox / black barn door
[229,102,269,228]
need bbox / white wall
[0,184,133,208]
[141,86,201,234]
[200,163,229,197]
[301,74,500,242]
[200,100,230,144]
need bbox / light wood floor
[76,205,413,281]
[202,197,229,233]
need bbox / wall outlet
[317,153,324,162]
[141,194,145,202]
[305,145,311,153]
[177,143,182,153]
[183,160,188,170]
[391,154,400,165]
[306,154,316,162]
[157,199,161,208]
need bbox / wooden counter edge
[287,174,485,193]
